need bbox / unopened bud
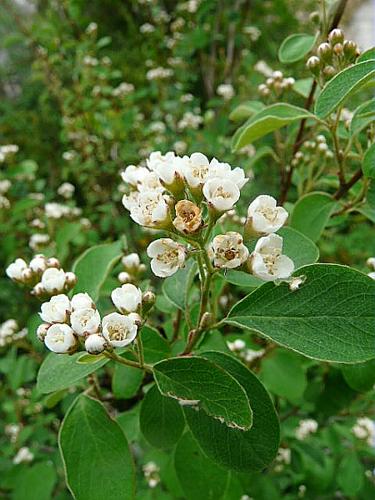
[199,312,213,330]
[36,323,50,342]
[328,28,344,46]
[21,268,34,283]
[32,282,45,297]
[343,40,358,61]
[46,257,60,269]
[65,272,77,288]
[85,334,107,354]
[323,65,336,79]
[317,43,332,62]
[118,271,131,284]
[142,291,156,313]
[306,56,321,76]
[333,43,344,56]
[272,70,283,80]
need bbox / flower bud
[328,28,344,45]
[44,324,77,354]
[46,257,60,269]
[71,308,101,336]
[29,254,48,274]
[323,65,336,79]
[317,43,332,62]
[121,253,140,272]
[36,323,50,342]
[343,40,358,61]
[41,268,66,294]
[306,56,321,76]
[65,271,77,289]
[199,312,213,330]
[333,43,343,56]
[6,258,28,282]
[111,284,142,313]
[272,70,283,80]
[142,291,156,313]
[118,271,132,284]
[85,334,107,354]
[32,282,45,297]
[21,267,34,284]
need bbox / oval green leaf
[290,192,337,242]
[279,33,316,63]
[153,356,253,430]
[162,259,196,310]
[350,99,375,136]
[185,351,280,472]
[341,358,375,392]
[59,395,135,500]
[315,60,375,118]
[72,240,123,301]
[232,104,315,151]
[226,264,375,363]
[362,143,375,179]
[229,101,265,122]
[140,384,185,449]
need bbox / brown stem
[333,169,363,200]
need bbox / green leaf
[59,395,135,500]
[290,192,337,242]
[112,362,144,399]
[162,259,196,310]
[232,104,315,151]
[362,143,375,179]
[72,241,123,301]
[293,77,315,98]
[13,462,56,500]
[350,99,375,136]
[174,432,229,500]
[226,264,375,363]
[55,221,82,263]
[37,352,108,393]
[278,226,319,268]
[337,452,364,496]
[140,384,185,449]
[153,356,253,430]
[315,60,375,118]
[229,101,265,122]
[141,326,171,364]
[220,270,263,289]
[341,358,375,392]
[357,47,375,63]
[248,146,276,168]
[185,351,279,472]
[76,353,107,364]
[260,349,307,400]
[278,33,316,63]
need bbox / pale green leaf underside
[153,356,253,430]
[72,240,123,301]
[226,264,375,363]
[231,104,315,151]
[229,101,265,122]
[278,33,316,63]
[315,60,375,118]
[59,395,135,500]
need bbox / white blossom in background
[0,144,18,163]
[147,238,186,278]
[227,339,246,352]
[111,284,142,313]
[250,234,294,281]
[62,150,76,161]
[275,447,291,472]
[0,319,27,347]
[0,179,11,193]
[244,348,265,363]
[86,22,98,34]
[13,447,34,465]
[143,461,160,489]
[177,111,203,130]
[41,268,67,293]
[209,232,249,269]
[29,233,50,251]
[57,182,75,199]
[6,258,28,282]
[71,293,95,311]
[217,83,235,100]
[112,82,134,97]
[295,419,318,440]
[352,417,375,445]
[45,202,71,219]
[44,324,77,353]
[70,308,101,336]
[146,67,173,80]
[5,423,20,443]
[102,312,138,348]
[85,334,107,354]
[246,195,288,235]
[173,140,187,154]
[243,25,261,41]
[0,195,10,209]
[40,294,71,323]
[254,60,273,77]
[140,23,155,33]
[203,178,240,211]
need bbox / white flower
[45,202,70,219]
[122,191,140,211]
[244,348,265,363]
[246,195,288,234]
[36,323,50,342]
[29,233,50,251]
[41,268,66,293]
[227,339,246,351]
[122,253,140,270]
[13,447,34,465]
[0,195,10,209]
[44,323,77,353]
[29,254,47,273]
[121,165,149,187]
[0,179,11,193]
[111,284,142,313]
[6,258,28,281]
[85,334,107,354]
[179,152,210,188]
[250,234,294,281]
[217,83,235,100]
[71,308,101,336]
[40,294,71,323]
[368,272,375,280]
[295,419,318,440]
[71,293,95,311]
[208,158,248,189]
[147,238,186,278]
[209,232,249,269]
[129,190,170,227]
[352,417,375,445]
[102,312,138,348]
[147,151,182,185]
[138,171,164,192]
[203,178,240,211]
[366,257,375,270]
[57,182,75,199]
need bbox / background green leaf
[278,33,315,63]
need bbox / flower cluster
[0,144,18,163]
[37,283,155,355]
[13,446,34,465]
[0,320,27,348]
[227,338,265,364]
[6,255,77,297]
[121,151,294,282]
[142,461,160,489]
[258,70,295,98]
[274,447,291,472]
[118,253,146,284]
[295,419,318,440]
[291,135,333,167]
[352,417,375,446]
